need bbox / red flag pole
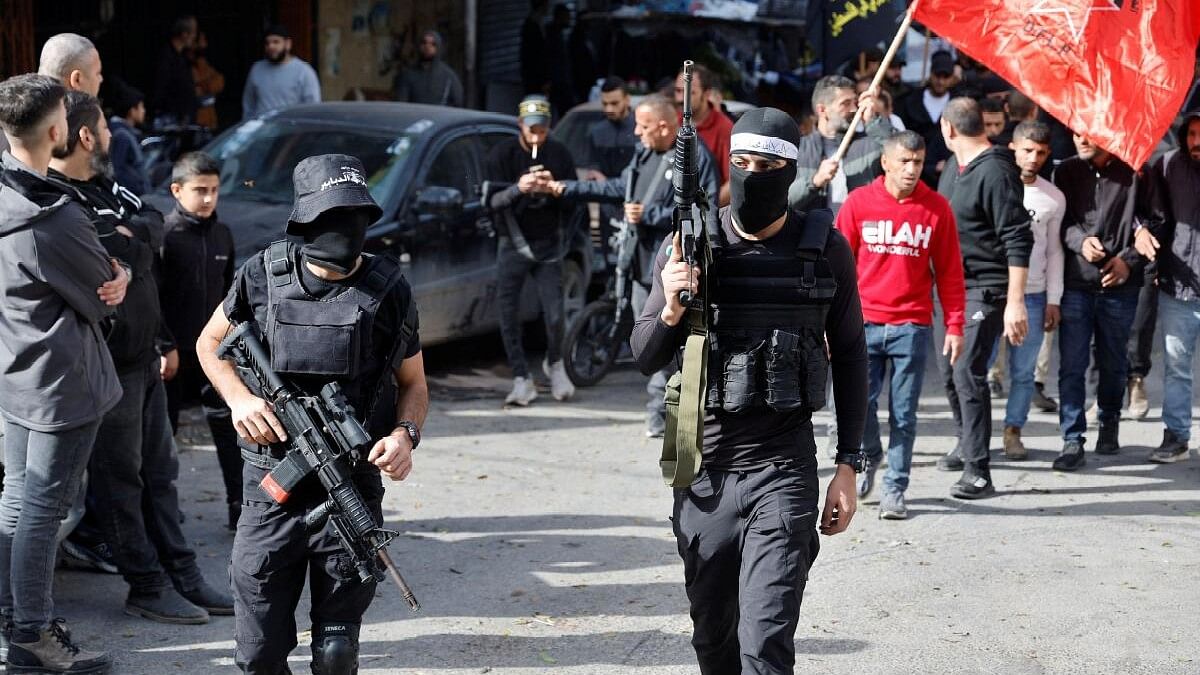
[834,0,920,163]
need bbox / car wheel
[562,258,586,324]
[563,300,621,387]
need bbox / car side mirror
[415,186,464,220]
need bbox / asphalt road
[54,341,1200,674]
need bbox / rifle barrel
[379,549,421,611]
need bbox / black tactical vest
[704,209,837,414]
[260,241,413,434]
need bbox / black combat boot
[1095,421,1120,455]
[1148,429,1190,463]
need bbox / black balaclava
[728,107,802,234]
[300,208,370,274]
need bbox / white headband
[730,132,799,161]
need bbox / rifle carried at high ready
[217,321,421,611]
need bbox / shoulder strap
[795,208,833,256]
[360,251,404,298]
[265,240,293,289]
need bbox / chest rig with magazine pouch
[662,210,836,486]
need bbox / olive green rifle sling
[660,243,711,488]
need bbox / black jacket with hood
[0,153,121,431]
[1148,112,1200,302]
[937,146,1033,290]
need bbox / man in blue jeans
[998,121,1066,460]
[835,131,965,518]
[0,74,129,673]
[1136,111,1200,463]
[1052,132,1161,470]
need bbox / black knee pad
[310,623,360,675]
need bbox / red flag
[914,0,1200,168]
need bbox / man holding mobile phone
[483,95,577,405]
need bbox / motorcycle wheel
[563,299,623,387]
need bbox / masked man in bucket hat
[197,154,428,674]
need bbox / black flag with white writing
[807,0,903,72]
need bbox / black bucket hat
[286,154,382,232]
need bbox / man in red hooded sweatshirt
[835,130,966,519]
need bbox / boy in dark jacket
[160,152,242,528]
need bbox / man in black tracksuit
[48,91,233,624]
[160,152,242,528]
[632,108,867,674]
[934,98,1033,499]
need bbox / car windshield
[206,117,427,205]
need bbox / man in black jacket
[1137,111,1200,463]
[934,97,1033,499]
[1052,134,1159,470]
[49,91,233,625]
[160,152,242,528]
[485,95,577,405]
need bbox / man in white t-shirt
[1000,120,1066,459]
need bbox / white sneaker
[504,377,538,406]
[544,359,575,401]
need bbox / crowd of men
[487,50,1199,516]
[0,16,1197,675]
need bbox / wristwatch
[834,451,866,473]
[394,420,420,450]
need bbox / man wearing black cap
[484,94,577,405]
[242,24,321,120]
[196,154,428,674]
[631,107,868,674]
[896,49,956,186]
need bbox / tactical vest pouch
[802,331,829,410]
[270,299,362,378]
[721,341,764,413]
[764,330,803,411]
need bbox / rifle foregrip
[330,481,378,539]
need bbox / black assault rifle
[673,60,719,306]
[217,321,421,612]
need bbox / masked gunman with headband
[630,107,868,674]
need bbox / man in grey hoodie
[0,73,128,673]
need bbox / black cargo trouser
[231,462,384,674]
[673,462,821,675]
[937,288,1007,475]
